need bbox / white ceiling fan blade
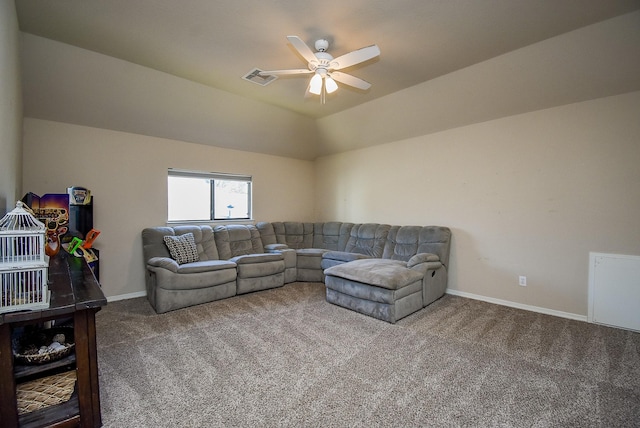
[330,45,380,70]
[330,71,372,90]
[286,35,318,65]
[259,69,313,76]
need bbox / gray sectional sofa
[142,221,451,323]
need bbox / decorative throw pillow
[163,233,199,264]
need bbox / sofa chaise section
[324,259,424,323]
[142,226,237,314]
[324,225,451,323]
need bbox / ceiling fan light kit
[309,73,323,95]
[325,76,338,94]
[258,35,380,103]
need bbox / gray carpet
[95,282,640,427]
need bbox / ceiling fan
[259,36,380,102]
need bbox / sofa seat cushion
[176,260,237,274]
[264,243,289,251]
[295,248,326,269]
[237,260,284,279]
[230,253,283,264]
[149,265,237,291]
[296,248,328,257]
[324,258,423,290]
[147,257,236,274]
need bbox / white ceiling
[15,0,640,119]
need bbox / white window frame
[167,169,252,223]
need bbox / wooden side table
[0,252,107,427]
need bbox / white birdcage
[0,201,50,313]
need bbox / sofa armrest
[147,257,180,272]
[230,253,284,264]
[409,261,442,273]
[407,253,440,268]
[266,247,296,270]
[265,243,289,251]
[322,251,371,263]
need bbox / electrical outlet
[519,276,527,287]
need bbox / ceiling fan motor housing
[310,51,334,72]
[314,39,329,52]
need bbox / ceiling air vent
[242,68,278,86]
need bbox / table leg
[0,322,19,427]
[74,309,102,427]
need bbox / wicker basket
[16,370,76,415]
[13,327,75,365]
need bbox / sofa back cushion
[272,222,314,249]
[417,226,452,268]
[142,227,174,262]
[142,225,219,263]
[382,226,421,262]
[344,223,391,258]
[214,224,265,260]
[383,225,451,266]
[312,222,353,251]
[255,222,276,246]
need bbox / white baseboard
[445,289,588,322]
[105,288,587,323]
[107,291,147,302]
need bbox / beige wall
[0,0,22,215]
[315,91,640,316]
[22,118,315,298]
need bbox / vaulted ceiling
[15,0,640,159]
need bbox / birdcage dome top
[0,201,46,232]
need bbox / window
[167,169,252,222]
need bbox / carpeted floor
[95,282,640,427]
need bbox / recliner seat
[213,224,285,294]
[142,225,237,314]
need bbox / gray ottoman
[324,258,424,323]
